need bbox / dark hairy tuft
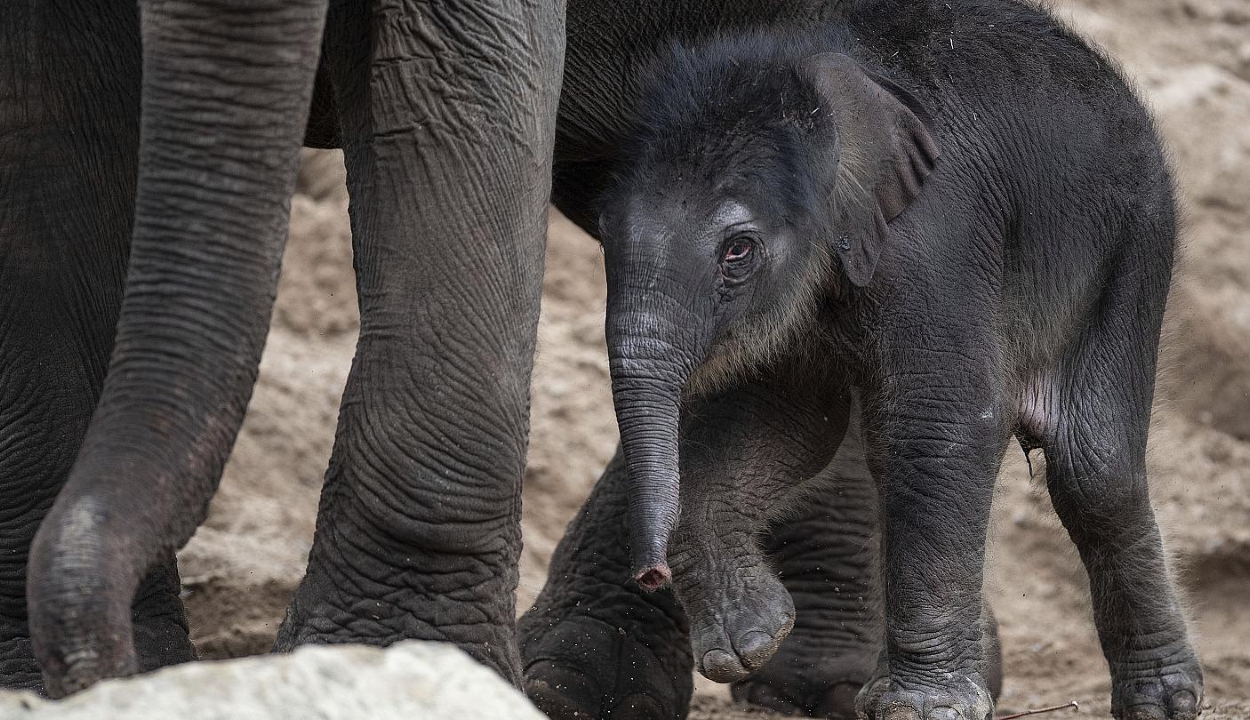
[607,30,854,229]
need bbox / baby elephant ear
[803,53,940,287]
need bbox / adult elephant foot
[0,638,42,692]
[730,637,878,719]
[522,615,690,720]
[519,449,693,720]
[272,493,525,682]
[272,441,525,681]
[129,560,196,675]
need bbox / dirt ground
[177,0,1250,717]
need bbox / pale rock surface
[0,643,545,720]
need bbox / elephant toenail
[701,648,748,683]
[930,707,961,720]
[735,630,777,668]
[1170,690,1198,716]
[1124,704,1167,720]
[882,703,922,720]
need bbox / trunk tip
[629,518,675,592]
[633,562,672,592]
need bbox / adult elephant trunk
[604,257,707,591]
[27,0,327,697]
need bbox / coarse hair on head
[604,29,854,237]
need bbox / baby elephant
[598,5,1202,720]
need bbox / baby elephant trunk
[606,309,700,591]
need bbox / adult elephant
[1,0,874,710]
[0,0,562,698]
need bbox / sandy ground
[177,0,1250,717]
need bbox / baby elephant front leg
[732,412,885,719]
[860,348,1008,720]
[667,378,851,685]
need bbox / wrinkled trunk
[27,0,326,697]
[606,304,701,590]
[603,241,710,590]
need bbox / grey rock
[0,642,545,720]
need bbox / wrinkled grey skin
[1,0,561,698]
[522,383,1002,720]
[523,1,1202,720]
[521,3,941,719]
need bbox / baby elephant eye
[719,235,757,283]
[722,237,754,263]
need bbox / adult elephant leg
[272,0,565,684]
[25,0,326,697]
[519,449,693,720]
[0,1,145,690]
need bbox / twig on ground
[998,700,1080,719]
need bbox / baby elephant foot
[1111,658,1203,720]
[857,674,994,720]
[521,615,692,720]
[730,644,876,718]
[689,572,795,684]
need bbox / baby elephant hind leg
[1038,242,1201,720]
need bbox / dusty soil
[178,0,1250,717]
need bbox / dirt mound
[176,1,1250,717]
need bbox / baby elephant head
[599,37,939,586]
